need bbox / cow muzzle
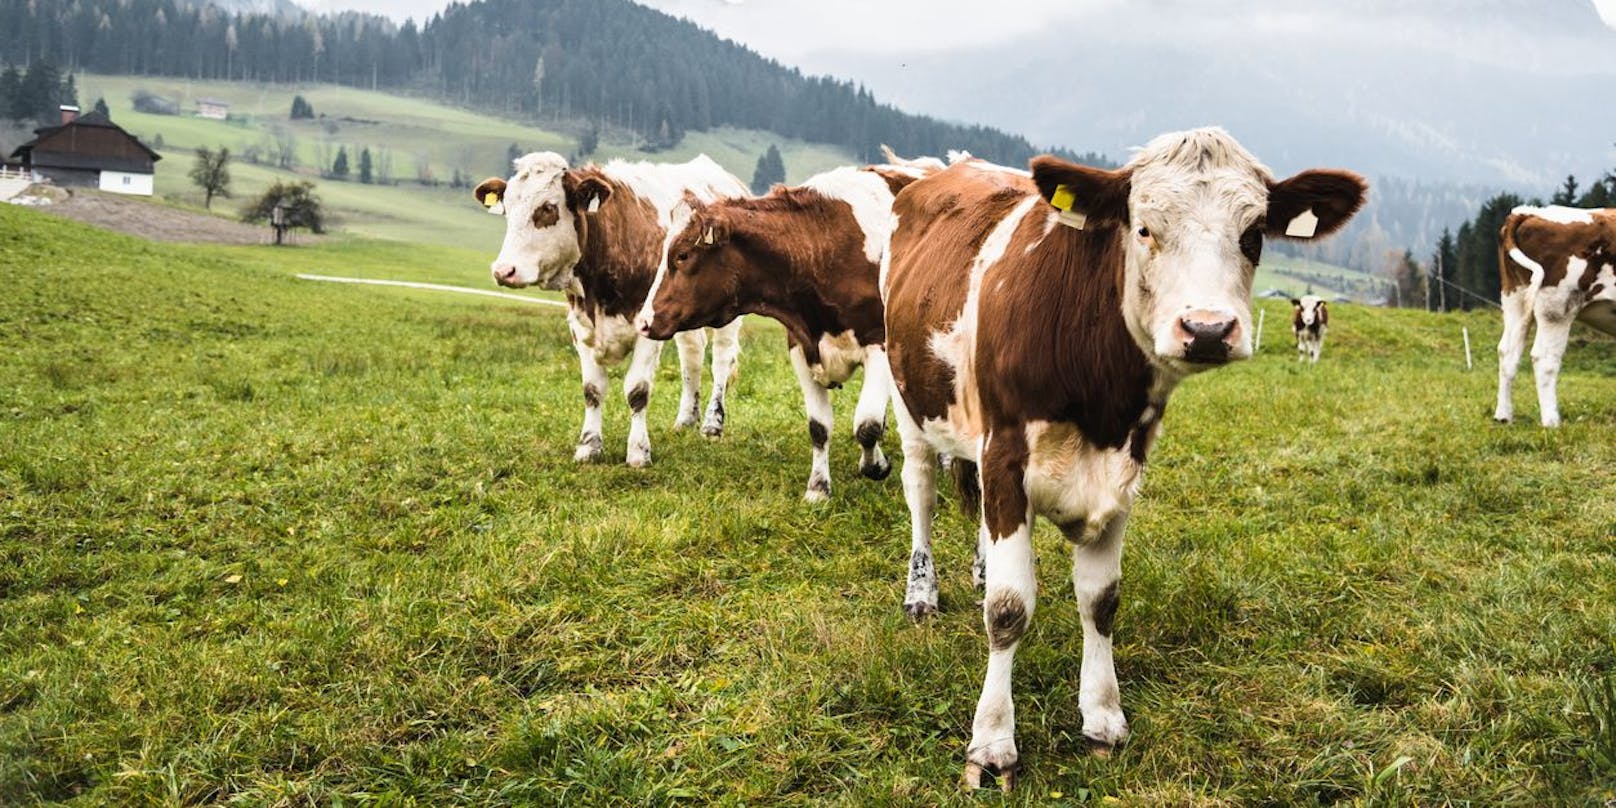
[635,313,675,341]
[492,262,527,288]
[1174,309,1242,365]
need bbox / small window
[123,176,131,185]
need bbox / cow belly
[809,330,867,388]
[1024,421,1144,544]
[1579,299,1616,336]
[570,309,640,364]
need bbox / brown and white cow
[1291,294,1328,363]
[1494,205,1616,427]
[634,154,945,500]
[881,128,1365,789]
[474,153,749,467]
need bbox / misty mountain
[796,0,1616,188]
[187,0,305,17]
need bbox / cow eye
[1239,226,1263,264]
[675,251,690,264]
[1137,226,1151,239]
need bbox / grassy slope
[3,206,1615,805]
[77,75,855,248]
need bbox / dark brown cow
[473,152,749,467]
[882,127,1365,790]
[635,157,943,500]
[1494,205,1616,426]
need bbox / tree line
[0,0,1111,169]
[0,60,78,125]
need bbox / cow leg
[1071,513,1130,753]
[789,346,834,502]
[1296,334,1305,362]
[703,318,743,437]
[853,346,893,481]
[1495,288,1532,423]
[893,398,938,618]
[1529,296,1576,428]
[671,329,706,431]
[623,336,665,467]
[1310,334,1323,363]
[572,340,607,464]
[965,428,1034,792]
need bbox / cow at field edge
[1494,205,1616,427]
[882,127,1365,790]
[1291,295,1328,363]
[475,153,749,467]
[634,151,946,500]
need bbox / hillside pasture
[2,206,1615,805]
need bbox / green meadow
[2,205,1615,805]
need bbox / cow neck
[729,204,874,361]
[570,184,659,319]
[981,221,1162,454]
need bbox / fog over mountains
[649,0,1616,190]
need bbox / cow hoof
[1082,708,1130,754]
[803,488,829,504]
[903,600,937,620]
[1541,418,1562,428]
[700,421,724,438]
[673,416,698,431]
[1492,416,1511,424]
[859,458,892,481]
[574,436,604,463]
[626,447,652,468]
[963,758,1018,793]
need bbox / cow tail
[1497,212,1534,290]
[951,457,981,519]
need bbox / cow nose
[635,315,653,337]
[1177,311,1239,362]
[492,264,518,285]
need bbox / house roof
[9,112,162,172]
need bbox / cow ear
[1267,169,1367,240]
[694,213,729,248]
[474,177,507,215]
[563,171,612,213]
[1029,156,1131,228]
[1290,298,1302,307]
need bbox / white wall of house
[99,171,154,196]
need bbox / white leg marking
[1529,297,1575,428]
[1495,289,1532,423]
[703,318,743,437]
[623,336,665,467]
[1072,515,1129,750]
[789,345,835,501]
[672,329,706,430]
[573,339,608,464]
[966,517,1035,791]
[893,399,937,618]
[852,346,893,481]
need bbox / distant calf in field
[1494,205,1616,427]
[883,128,1366,790]
[475,153,748,467]
[1291,295,1328,363]
[636,150,945,500]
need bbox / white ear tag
[586,196,601,214]
[1056,209,1087,230]
[1285,208,1319,238]
[701,227,715,245]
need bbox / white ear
[1285,209,1319,238]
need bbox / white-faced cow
[475,153,749,467]
[1494,205,1616,427]
[635,152,945,500]
[1291,294,1328,363]
[881,128,1365,790]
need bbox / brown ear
[473,177,507,210]
[1290,298,1302,308]
[1267,169,1367,240]
[562,171,612,213]
[867,167,920,196]
[690,210,730,248]
[1029,156,1132,224]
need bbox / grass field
[72,75,856,248]
[3,205,1616,805]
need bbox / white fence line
[295,274,568,308]
[0,166,39,183]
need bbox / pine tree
[0,66,20,121]
[1551,174,1578,205]
[359,147,373,184]
[750,144,785,194]
[332,147,350,180]
[93,96,110,118]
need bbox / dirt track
[22,188,321,246]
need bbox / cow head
[635,196,737,340]
[1031,127,1365,376]
[1292,295,1327,328]
[474,152,611,291]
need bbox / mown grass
[2,204,1615,806]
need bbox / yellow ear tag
[1050,184,1076,211]
[1285,208,1319,238]
[483,192,498,208]
[701,227,715,245]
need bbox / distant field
[76,74,857,247]
[4,206,1615,804]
